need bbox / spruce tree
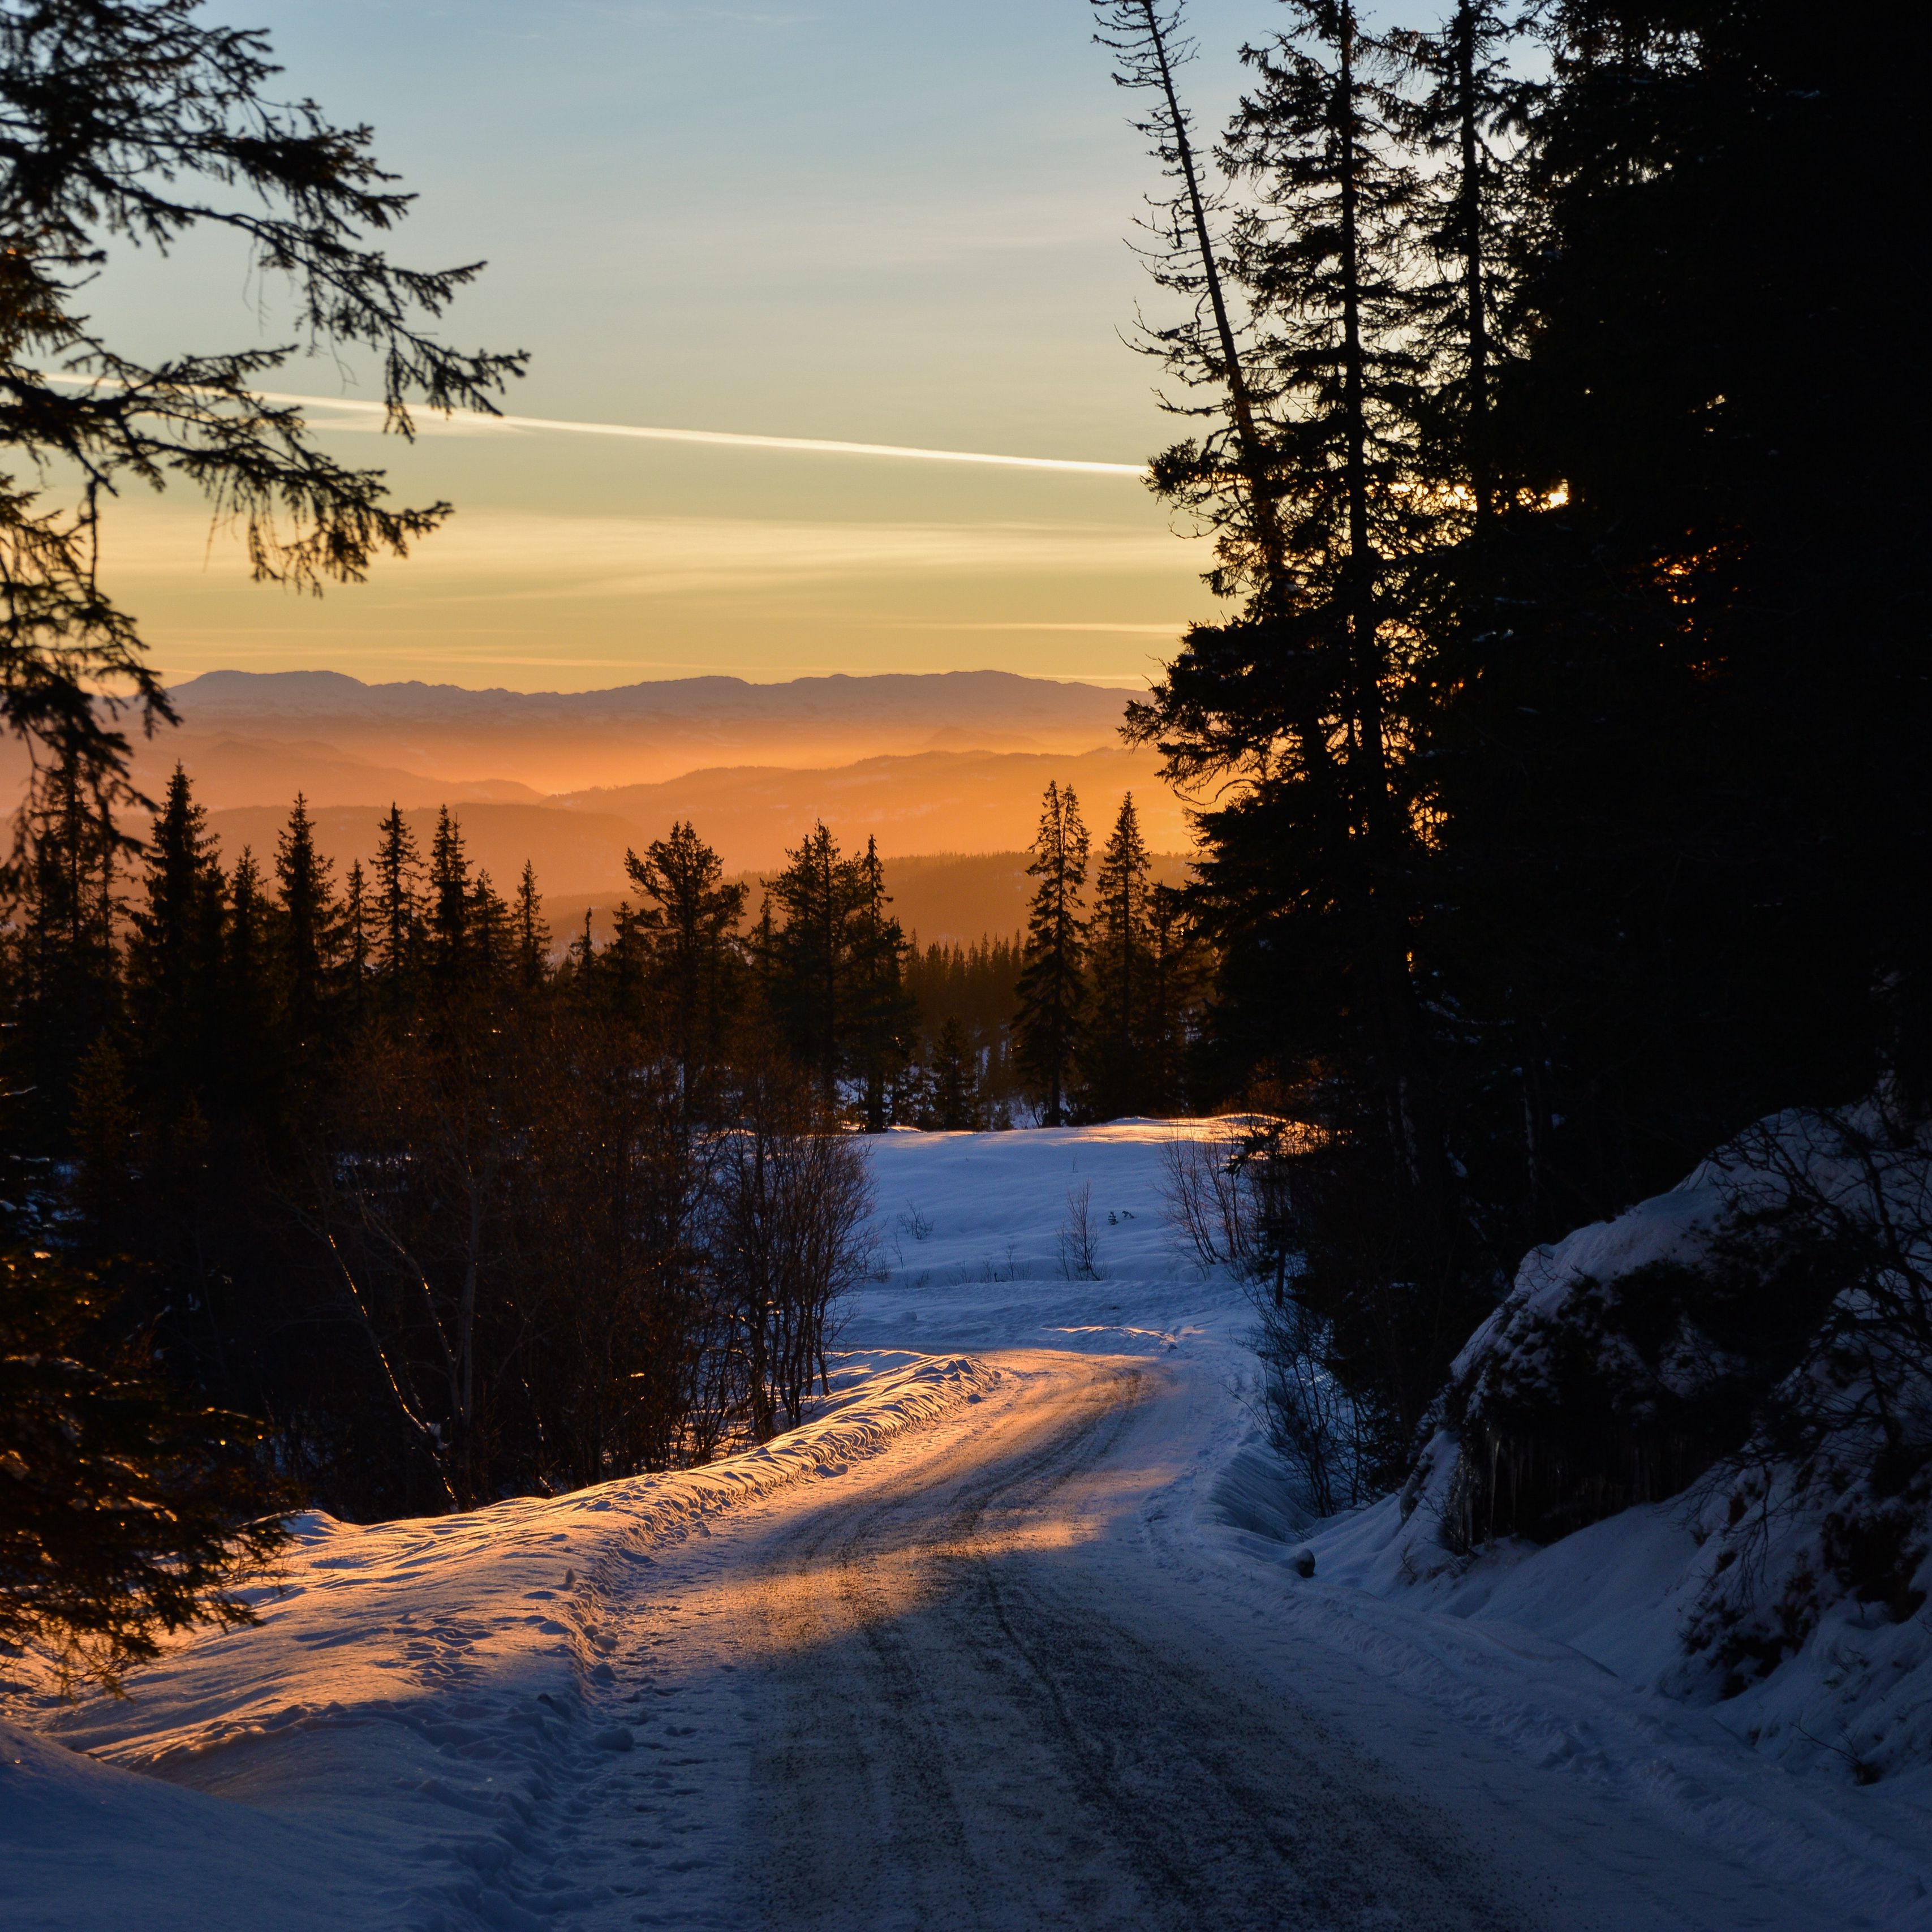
[625,822,746,1111]
[10,751,119,1142]
[342,859,373,1017]
[467,871,511,985]
[930,1016,979,1131]
[1082,794,1154,1119]
[427,807,470,982]
[763,822,863,1103]
[1107,2,1475,1461]
[514,861,549,991]
[846,837,915,1133]
[125,766,225,1108]
[275,794,339,1052]
[372,804,422,989]
[220,846,277,1114]
[569,908,597,980]
[1143,883,1203,1114]
[1396,0,1522,532]
[1014,782,1090,1125]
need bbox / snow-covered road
[6,1125,1927,1929]
[582,1345,1845,1932]
[724,1350,1552,1930]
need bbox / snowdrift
[1312,1105,1932,1797]
[6,1350,999,1932]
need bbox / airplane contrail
[250,390,1149,477]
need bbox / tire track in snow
[741,1355,1541,1932]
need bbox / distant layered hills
[40,669,1193,933]
[156,667,1135,795]
[205,743,1187,899]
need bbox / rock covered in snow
[1345,1104,1932,1789]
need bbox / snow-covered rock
[1313,1105,1932,1797]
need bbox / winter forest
[2,0,1929,1926]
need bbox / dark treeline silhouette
[1092,0,1927,1483]
[902,936,1025,1130]
[1011,784,1208,1126]
[6,782,896,1541]
[0,0,526,1687]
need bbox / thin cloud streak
[257,390,1148,477]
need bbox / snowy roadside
[3,1350,1000,1932]
[850,1124,1932,1929]
[9,1119,1932,1930]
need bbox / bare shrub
[1057,1181,1101,1280]
[1160,1116,1301,1301]
[312,1002,719,1507]
[1162,1124,1255,1273]
[1252,1298,1376,1517]
[1164,1117,1374,1514]
[707,1061,875,1440]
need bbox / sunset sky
[88,0,1315,692]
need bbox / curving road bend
[585,1352,1825,1932]
[739,1358,1518,1931]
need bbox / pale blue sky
[90,1,1439,689]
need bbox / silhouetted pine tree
[1143,883,1204,1115]
[846,838,915,1132]
[1082,794,1154,1119]
[625,822,746,1112]
[427,807,470,983]
[372,804,422,992]
[275,796,340,1060]
[219,846,279,1117]
[1014,782,1089,1125]
[342,859,373,1020]
[762,822,863,1104]
[124,767,225,1113]
[1089,0,1290,597]
[468,871,512,985]
[514,862,549,991]
[7,751,119,1143]
[1396,0,1524,531]
[930,1016,979,1131]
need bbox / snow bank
[14,1350,1000,1931]
[17,1115,1932,1928]
[1303,1106,1932,1806]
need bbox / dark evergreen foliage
[622,820,746,1113]
[1013,782,1090,1125]
[0,0,522,874]
[1081,793,1155,1118]
[758,823,914,1117]
[0,769,936,1549]
[1100,0,1930,1479]
[0,1247,287,1696]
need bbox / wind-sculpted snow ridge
[1305,1103,1932,1819]
[10,1350,1000,1932]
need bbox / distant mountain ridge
[204,743,1184,888]
[158,666,1135,796]
[5,668,1187,937]
[170,667,1132,728]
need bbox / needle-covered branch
[0,0,526,872]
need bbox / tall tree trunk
[1134,1,1288,599]
[1455,0,1491,531]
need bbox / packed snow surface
[6,1121,1930,1930]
